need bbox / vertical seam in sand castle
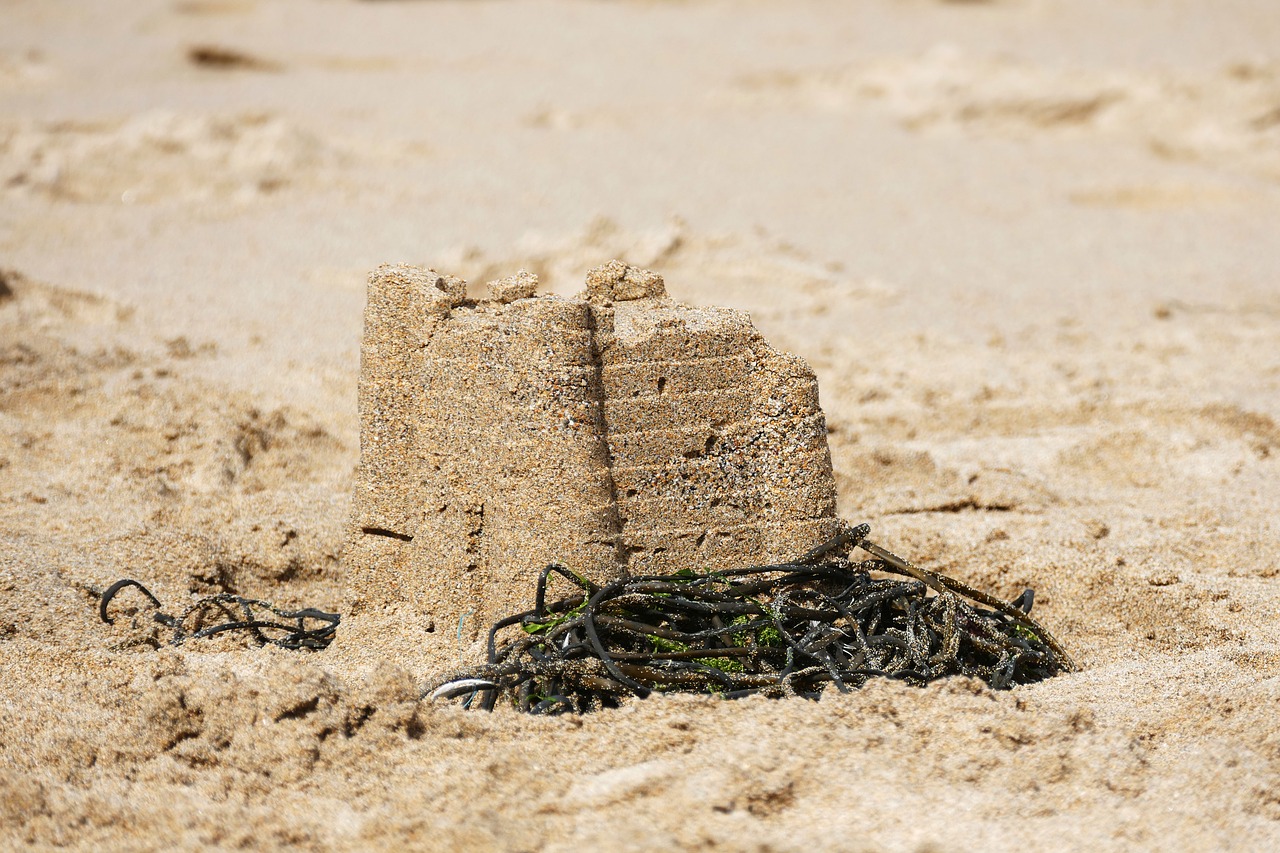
[584,301,629,577]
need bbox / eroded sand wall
[595,290,837,575]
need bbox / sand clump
[486,269,540,303]
[346,260,837,651]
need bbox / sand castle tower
[346,260,838,635]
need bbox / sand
[2,0,1279,849]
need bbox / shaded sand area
[2,0,1280,849]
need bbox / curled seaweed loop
[99,578,339,651]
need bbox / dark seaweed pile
[428,522,1075,714]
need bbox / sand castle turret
[346,260,838,633]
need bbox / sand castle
[346,260,838,630]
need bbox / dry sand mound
[732,48,1280,181]
[1,112,336,203]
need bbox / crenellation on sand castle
[584,258,667,303]
[486,269,540,303]
[347,260,839,631]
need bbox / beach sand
[2,0,1279,849]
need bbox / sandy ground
[3,0,1280,849]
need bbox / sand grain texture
[2,0,1280,850]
